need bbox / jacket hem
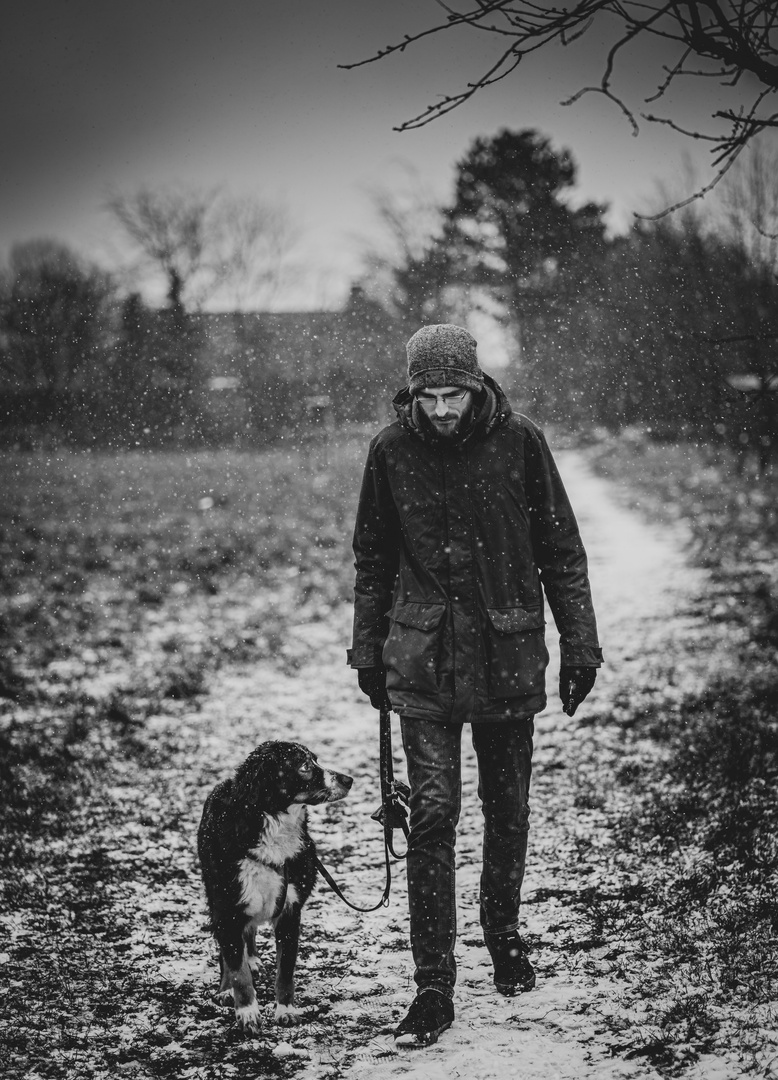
[392,696,544,723]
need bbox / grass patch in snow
[0,436,367,1080]
[580,432,778,1077]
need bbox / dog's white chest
[238,806,306,923]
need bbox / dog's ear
[232,748,272,811]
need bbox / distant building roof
[193,288,403,386]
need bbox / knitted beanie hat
[406,324,483,394]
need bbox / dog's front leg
[273,907,306,1026]
[245,923,261,974]
[220,933,261,1031]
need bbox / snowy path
[145,449,728,1079]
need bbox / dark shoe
[486,932,536,995]
[394,989,454,1048]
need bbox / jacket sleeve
[524,423,603,668]
[348,437,401,668]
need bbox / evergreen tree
[443,129,609,418]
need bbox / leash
[372,706,410,860]
[315,706,409,913]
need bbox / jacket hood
[391,372,511,444]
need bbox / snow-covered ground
[111,448,736,1079]
[80,446,760,1080]
[8,440,776,1080]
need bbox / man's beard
[418,397,476,441]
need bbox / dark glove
[357,666,391,711]
[559,665,597,717]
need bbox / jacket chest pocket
[383,601,446,696]
[485,607,548,698]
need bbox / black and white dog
[197,741,353,1029]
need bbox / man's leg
[472,719,536,993]
[400,717,462,999]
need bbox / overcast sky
[1,0,759,309]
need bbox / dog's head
[232,741,353,813]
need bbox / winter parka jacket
[348,375,602,723]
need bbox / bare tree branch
[561,85,641,135]
[341,1,778,203]
[397,47,525,129]
[645,45,695,101]
[106,186,296,311]
[638,136,744,218]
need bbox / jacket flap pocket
[487,607,544,634]
[390,601,446,631]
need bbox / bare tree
[711,139,778,470]
[341,1,778,213]
[362,175,441,279]
[106,185,296,312]
[717,136,778,272]
[208,194,298,310]
[358,167,460,325]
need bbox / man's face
[415,385,474,439]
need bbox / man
[348,324,602,1047]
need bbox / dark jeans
[400,717,534,998]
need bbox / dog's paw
[274,1003,308,1027]
[216,989,234,1005]
[235,1001,262,1032]
[247,955,261,974]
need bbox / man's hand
[559,666,597,716]
[358,666,391,711]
